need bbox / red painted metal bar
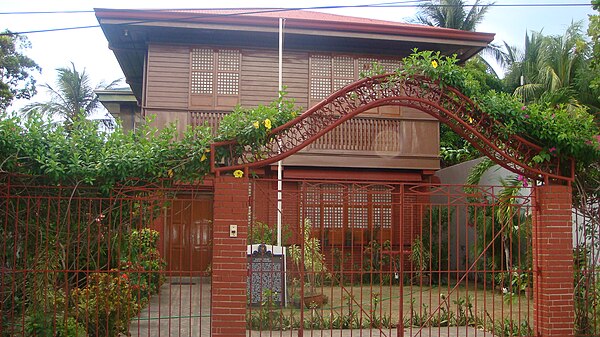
[210,74,574,182]
[245,177,535,337]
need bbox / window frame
[190,47,241,110]
[301,182,394,246]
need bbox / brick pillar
[532,184,574,337]
[211,176,249,337]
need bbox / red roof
[95,8,495,43]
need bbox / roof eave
[94,8,495,45]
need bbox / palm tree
[23,63,118,127]
[508,22,592,106]
[502,31,545,96]
[412,0,506,74]
[413,0,493,31]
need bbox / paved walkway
[129,276,211,337]
[129,278,493,337]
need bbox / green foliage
[23,63,108,127]
[397,49,600,165]
[216,92,301,146]
[574,246,600,335]
[0,179,169,337]
[288,219,328,295]
[419,205,452,279]
[0,30,40,111]
[409,237,430,277]
[492,318,533,337]
[23,311,87,337]
[248,221,292,245]
[465,161,532,285]
[440,128,479,167]
[0,114,213,189]
[1,92,300,188]
[412,0,492,31]
[590,1,600,100]
[361,240,395,284]
[71,272,141,337]
[121,228,166,302]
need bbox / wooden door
[165,195,213,274]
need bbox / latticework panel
[332,56,355,90]
[191,48,214,95]
[310,55,333,100]
[217,73,239,95]
[217,49,240,71]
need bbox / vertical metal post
[277,17,284,247]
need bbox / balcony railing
[191,111,226,136]
[191,111,409,153]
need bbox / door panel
[165,195,213,274]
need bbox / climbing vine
[0,51,598,188]
[393,50,600,165]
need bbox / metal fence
[246,178,534,337]
[0,176,211,337]
[573,193,600,337]
[5,175,595,337]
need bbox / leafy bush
[121,228,166,302]
[71,272,141,337]
[216,93,300,145]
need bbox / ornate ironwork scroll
[210,74,574,182]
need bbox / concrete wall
[434,158,518,270]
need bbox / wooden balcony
[190,111,440,170]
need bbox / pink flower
[551,114,556,118]
[517,175,529,188]
[548,147,556,153]
[521,106,527,111]
[523,114,529,119]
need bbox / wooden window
[309,55,332,101]
[301,183,394,246]
[309,54,401,107]
[190,48,240,109]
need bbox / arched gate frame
[209,74,576,337]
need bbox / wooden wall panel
[146,44,190,109]
[147,109,189,137]
[241,49,308,108]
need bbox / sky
[1,0,596,113]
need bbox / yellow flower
[263,118,272,130]
[233,169,244,178]
[431,60,438,68]
[468,116,474,124]
[200,153,207,162]
[167,169,174,178]
[291,112,297,117]
[253,121,259,129]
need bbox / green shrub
[71,272,141,337]
[122,228,166,300]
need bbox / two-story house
[95,8,494,274]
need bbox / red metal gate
[573,193,600,337]
[246,177,533,337]
[0,176,212,337]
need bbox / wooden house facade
[96,8,494,274]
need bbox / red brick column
[211,176,249,337]
[532,184,574,337]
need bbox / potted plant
[288,219,329,308]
